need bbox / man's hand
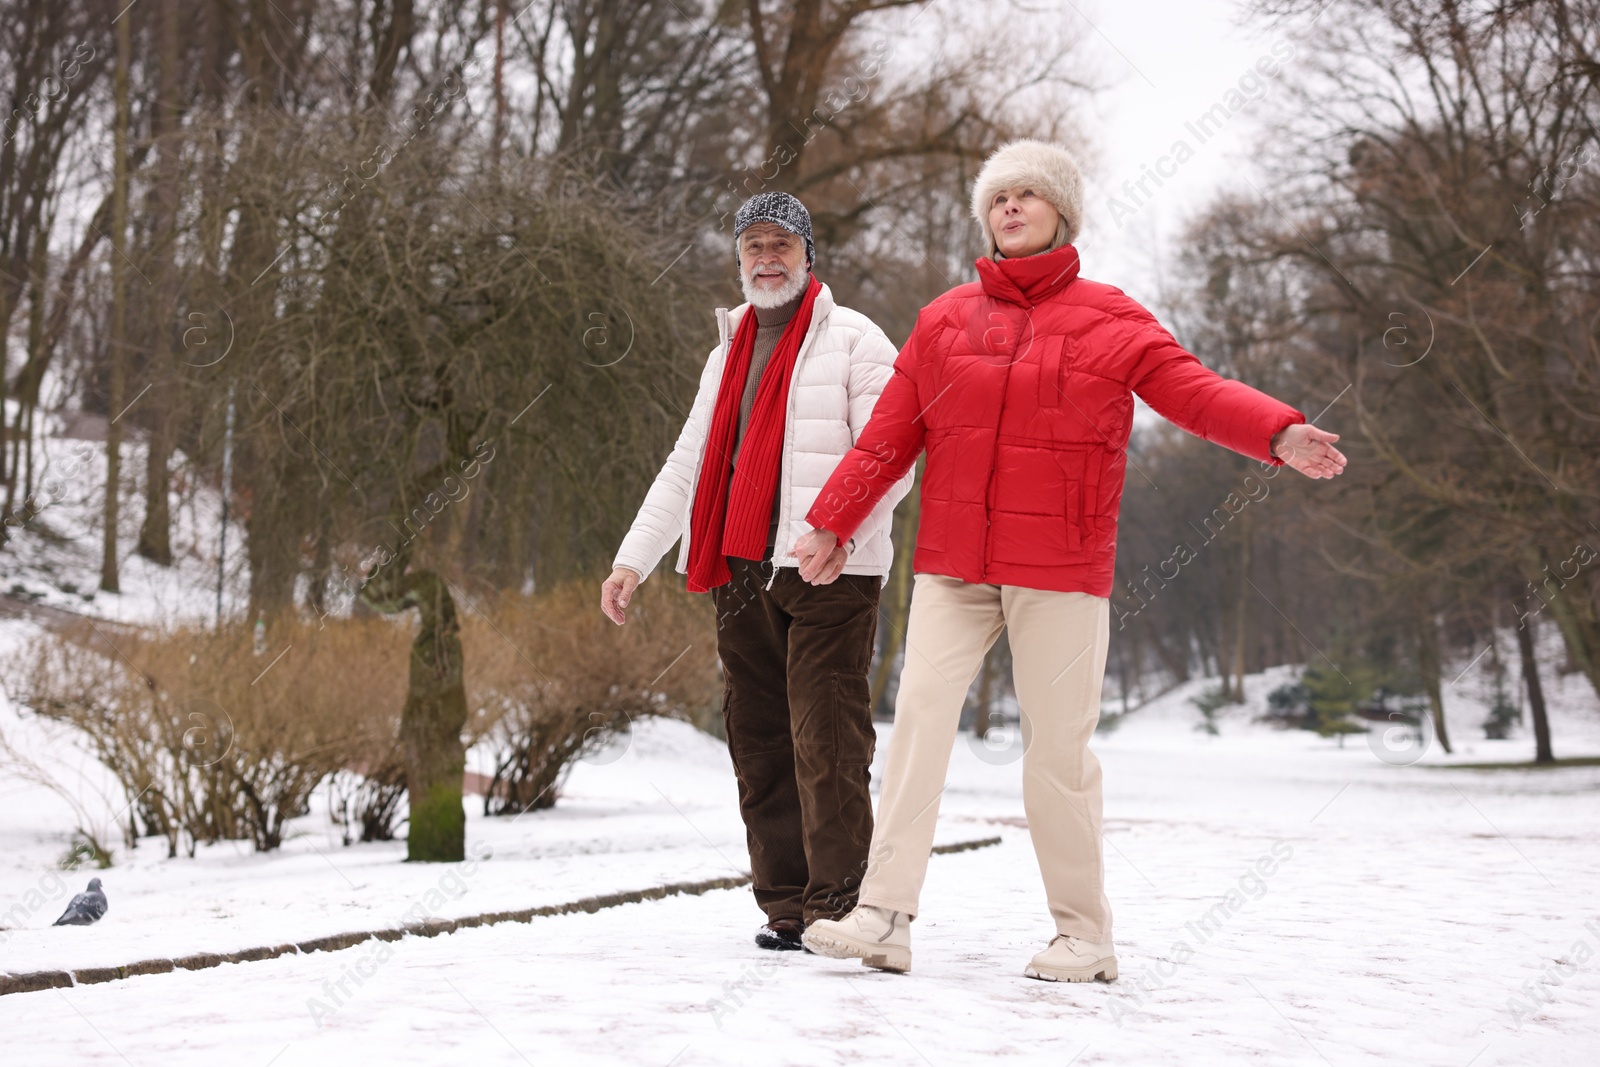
[601,566,642,625]
[794,528,849,585]
[1272,423,1347,479]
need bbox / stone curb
[2,837,1002,998]
[931,835,1002,855]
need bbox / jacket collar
[720,281,834,353]
[975,244,1081,307]
[726,280,834,333]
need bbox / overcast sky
[1060,0,1303,303]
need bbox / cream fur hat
[970,140,1084,257]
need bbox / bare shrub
[326,757,408,845]
[2,618,408,855]
[462,575,720,816]
[2,576,719,849]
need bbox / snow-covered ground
[2,656,1597,1065]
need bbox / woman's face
[988,186,1060,258]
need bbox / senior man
[601,192,913,951]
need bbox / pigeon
[53,878,108,926]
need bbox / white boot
[1024,934,1117,982]
[802,905,912,973]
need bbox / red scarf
[686,275,821,592]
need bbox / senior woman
[791,140,1345,981]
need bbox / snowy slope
[0,409,245,626]
[1104,644,1600,766]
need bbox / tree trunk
[870,463,919,714]
[1533,565,1600,706]
[1416,607,1452,754]
[101,13,132,594]
[0,282,9,508]
[137,0,183,566]
[306,515,333,617]
[1228,514,1251,702]
[1514,615,1555,764]
[492,0,506,170]
[1143,624,1191,685]
[20,237,47,513]
[1194,617,1222,686]
[244,478,300,622]
[9,192,119,518]
[1519,543,1600,709]
[972,647,993,736]
[749,0,844,179]
[361,562,468,862]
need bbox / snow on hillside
[1101,630,1600,765]
[961,641,1600,774]
[0,408,243,626]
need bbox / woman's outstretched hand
[1272,424,1347,479]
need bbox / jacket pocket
[917,430,954,552]
[1071,446,1106,549]
[916,503,947,553]
[1062,447,1113,556]
[1037,336,1067,409]
[1059,445,1104,557]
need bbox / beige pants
[857,572,1113,942]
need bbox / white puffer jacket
[614,284,914,587]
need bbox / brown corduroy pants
[710,555,881,924]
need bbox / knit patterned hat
[970,140,1084,258]
[734,192,815,267]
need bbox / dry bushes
[463,575,720,815]
[1,574,721,855]
[3,619,407,856]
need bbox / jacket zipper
[679,307,732,571]
[982,303,1028,575]
[768,314,827,590]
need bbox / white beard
[741,264,809,308]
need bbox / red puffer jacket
[804,244,1305,596]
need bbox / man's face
[739,222,808,294]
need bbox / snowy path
[1,710,760,976]
[3,690,1597,1066]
